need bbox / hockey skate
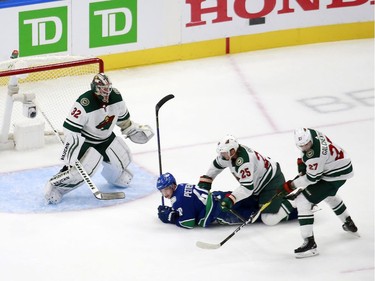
[342,216,360,237]
[294,236,319,258]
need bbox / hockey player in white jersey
[198,135,297,226]
[281,128,358,258]
[44,73,154,204]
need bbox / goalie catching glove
[120,120,154,144]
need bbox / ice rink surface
[0,39,373,281]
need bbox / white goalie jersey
[63,88,129,144]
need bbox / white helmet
[294,128,312,147]
[216,135,239,157]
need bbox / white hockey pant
[101,136,133,188]
[45,147,102,204]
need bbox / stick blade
[94,191,125,200]
[196,241,221,250]
[155,94,175,112]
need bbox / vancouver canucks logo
[96,115,115,130]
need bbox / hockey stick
[196,192,284,249]
[229,209,246,223]
[155,94,175,205]
[36,101,125,200]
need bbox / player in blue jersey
[156,172,260,228]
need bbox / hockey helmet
[294,128,312,149]
[216,134,239,159]
[91,73,112,103]
[156,173,176,191]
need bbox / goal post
[0,56,104,150]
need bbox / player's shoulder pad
[77,90,95,108]
[236,145,250,164]
[110,88,123,103]
[112,88,121,95]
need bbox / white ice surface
[0,39,373,281]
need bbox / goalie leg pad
[45,181,63,204]
[60,132,85,166]
[101,136,133,187]
[46,148,102,202]
[105,136,132,169]
[102,162,133,187]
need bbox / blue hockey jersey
[170,183,259,229]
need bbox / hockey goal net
[0,55,104,149]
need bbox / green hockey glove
[220,194,235,212]
[297,158,306,175]
[198,175,213,191]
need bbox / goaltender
[44,73,154,204]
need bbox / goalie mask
[91,73,112,103]
[216,135,239,160]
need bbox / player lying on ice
[44,73,154,204]
[156,172,261,228]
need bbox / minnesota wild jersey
[63,88,130,144]
[293,129,353,188]
[206,145,278,197]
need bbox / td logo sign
[89,0,137,48]
[19,7,68,56]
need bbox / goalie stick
[155,94,175,206]
[36,101,125,200]
[196,191,284,249]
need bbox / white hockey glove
[121,122,154,144]
[60,133,85,166]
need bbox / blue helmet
[156,173,176,191]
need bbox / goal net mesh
[0,56,103,145]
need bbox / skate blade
[345,231,361,238]
[295,249,319,259]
